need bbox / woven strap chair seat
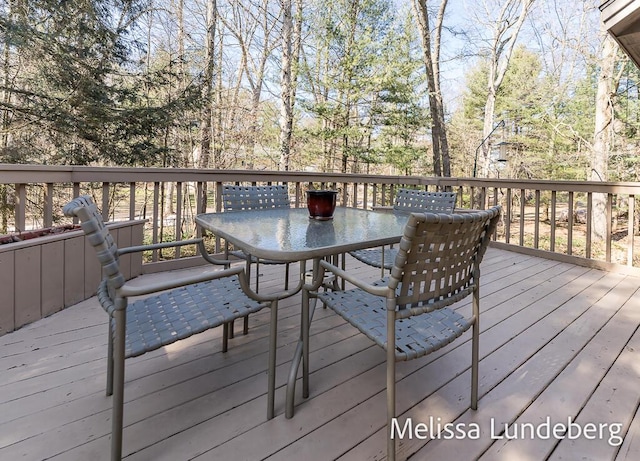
[317,288,472,361]
[109,278,267,358]
[349,247,398,270]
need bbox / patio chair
[349,189,457,276]
[305,206,501,461]
[63,195,280,461]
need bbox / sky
[428,0,603,113]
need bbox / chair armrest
[453,208,482,214]
[319,259,388,297]
[117,265,244,298]
[117,238,203,256]
[118,238,234,266]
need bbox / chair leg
[241,258,254,338]
[245,258,252,291]
[106,318,114,396]
[255,260,260,292]
[222,322,229,353]
[387,311,397,461]
[284,263,290,290]
[471,286,480,410]
[228,320,235,339]
[302,285,311,398]
[267,300,278,420]
[471,319,479,410]
[111,309,126,461]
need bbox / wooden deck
[1,247,640,461]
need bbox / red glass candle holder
[307,190,338,220]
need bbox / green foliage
[456,46,598,180]
[0,0,632,184]
[299,0,428,173]
[0,0,199,165]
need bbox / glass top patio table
[195,206,411,420]
[195,206,410,262]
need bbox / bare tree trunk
[199,0,216,212]
[0,16,8,231]
[165,0,188,216]
[278,0,297,171]
[213,27,224,167]
[177,0,186,167]
[219,0,278,167]
[480,0,534,178]
[412,0,450,177]
[279,0,292,171]
[200,0,216,172]
[1,13,11,152]
[591,29,619,239]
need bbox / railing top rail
[0,164,427,186]
[1,164,639,194]
[438,177,640,194]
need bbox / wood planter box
[0,220,145,336]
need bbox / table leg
[302,286,311,399]
[285,258,322,419]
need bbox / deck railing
[1,164,639,274]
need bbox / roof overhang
[600,0,640,68]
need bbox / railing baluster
[586,192,592,259]
[152,182,160,261]
[628,195,635,266]
[567,191,574,256]
[351,182,358,208]
[294,181,302,208]
[534,189,540,249]
[15,183,26,232]
[520,188,526,246]
[363,183,369,210]
[102,182,110,222]
[176,182,183,259]
[550,191,557,252]
[606,193,612,263]
[71,183,80,224]
[129,183,136,220]
[493,186,499,239]
[44,183,54,228]
[505,188,512,244]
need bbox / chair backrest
[62,196,124,309]
[393,189,457,213]
[222,185,290,212]
[388,206,501,316]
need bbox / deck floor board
[1,247,639,461]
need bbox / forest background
[0,0,637,184]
